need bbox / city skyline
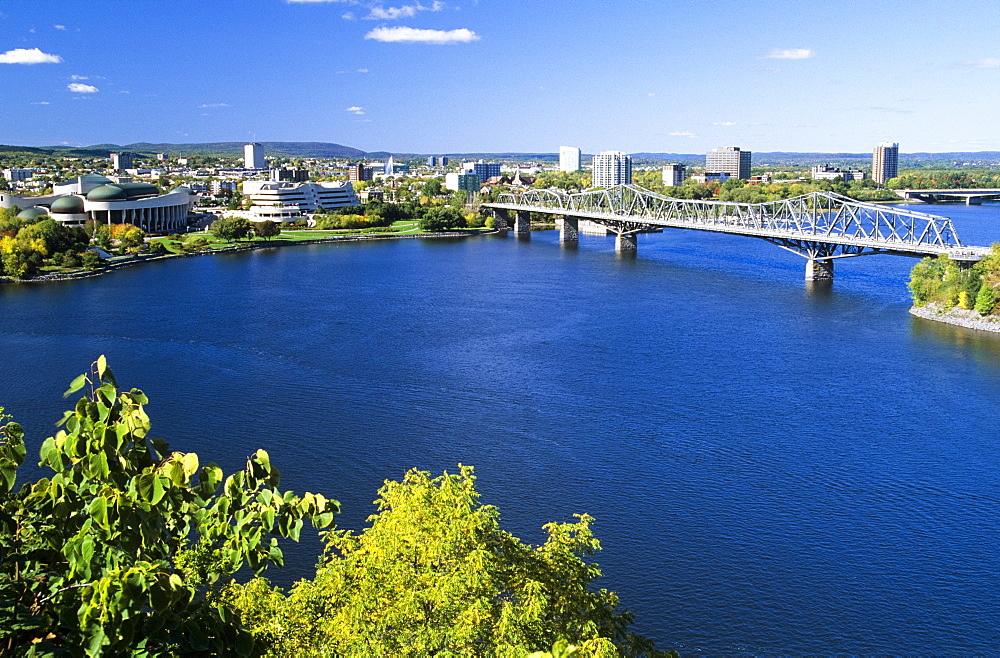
[3,1,1000,154]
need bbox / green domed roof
[86,184,128,202]
[50,195,86,214]
[116,182,159,198]
[170,186,193,195]
[16,206,49,220]
[80,174,112,184]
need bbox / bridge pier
[616,232,638,252]
[491,209,510,230]
[560,216,579,242]
[805,258,834,281]
[515,211,531,235]
[967,196,982,205]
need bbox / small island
[908,245,1000,333]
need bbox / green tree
[0,357,337,655]
[212,216,252,242]
[419,206,466,231]
[224,465,664,657]
[974,283,997,314]
[420,178,444,197]
[253,220,281,241]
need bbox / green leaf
[64,373,87,398]
[96,355,107,379]
[89,496,109,531]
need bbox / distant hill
[5,142,1000,167]
[71,142,368,159]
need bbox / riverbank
[0,228,496,285]
[909,302,1000,333]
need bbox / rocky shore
[909,303,1000,334]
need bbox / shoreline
[909,303,1000,334]
[0,228,498,285]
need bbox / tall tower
[706,146,751,180]
[872,142,899,184]
[591,151,632,187]
[559,146,582,172]
[244,143,265,169]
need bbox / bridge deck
[483,185,991,262]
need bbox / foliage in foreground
[224,465,668,657]
[908,243,1000,315]
[0,358,337,656]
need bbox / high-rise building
[662,163,686,187]
[472,161,501,184]
[559,146,582,172]
[706,146,751,180]
[244,143,265,169]
[872,142,898,184]
[445,173,481,193]
[347,163,373,182]
[110,152,135,171]
[591,151,632,187]
[270,167,309,183]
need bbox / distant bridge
[895,188,1000,205]
[482,185,989,280]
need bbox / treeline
[908,245,1000,315]
[886,170,1000,189]
[0,206,117,278]
[0,360,669,656]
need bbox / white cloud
[357,68,369,73]
[0,47,63,64]
[67,82,99,93]
[365,26,479,43]
[964,58,1000,69]
[70,74,88,80]
[647,92,655,97]
[199,102,230,108]
[31,101,50,105]
[54,24,67,30]
[346,106,365,114]
[713,121,737,126]
[668,131,697,138]
[366,2,445,19]
[764,48,814,60]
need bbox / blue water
[2,204,1000,654]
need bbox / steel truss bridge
[482,184,989,280]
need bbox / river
[2,203,999,654]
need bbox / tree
[0,358,337,655]
[253,220,281,241]
[0,235,46,279]
[419,206,466,231]
[118,226,146,255]
[212,216,252,242]
[974,283,997,314]
[224,465,665,657]
[420,178,444,197]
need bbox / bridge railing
[493,185,964,249]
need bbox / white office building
[559,146,582,172]
[244,142,266,169]
[591,151,632,187]
[706,146,751,180]
[241,180,359,220]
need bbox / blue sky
[3,0,1000,154]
